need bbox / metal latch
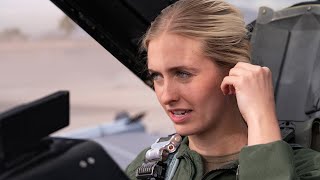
[136,134,182,180]
[145,134,182,162]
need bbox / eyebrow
[148,66,199,74]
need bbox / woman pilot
[126,0,320,179]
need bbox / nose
[157,80,179,106]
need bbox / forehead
[147,33,205,68]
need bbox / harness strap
[165,153,180,180]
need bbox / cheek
[188,76,224,105]
[182,78,223,105]
[201,84,222,104]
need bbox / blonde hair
[141,0,251,68]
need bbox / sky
[0,0,305,37]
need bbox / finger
[221,76,239,95]
[230,85,236,95]
[228,85,233,95]
[227,85,236,95]
[262,66,272,78]
[234,63,272,80]
[229,66,250,77]
[235,62,260,71]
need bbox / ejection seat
[249,2,320,151]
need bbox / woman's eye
[149,72,162,81]
[176,71,191,79]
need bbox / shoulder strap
[165,153,180,180]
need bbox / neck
[188,106,248,157]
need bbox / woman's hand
[220,62,281,146]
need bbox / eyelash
[148,70,192,82]
[176,71,191,79]
[148,72,161,81]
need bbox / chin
[174,124,199,136]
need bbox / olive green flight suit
[126,138,320,180]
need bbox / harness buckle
[136,134,182,180]
[136,161,166,180]
[145,134,182,162]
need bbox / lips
[168,109,192,123]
